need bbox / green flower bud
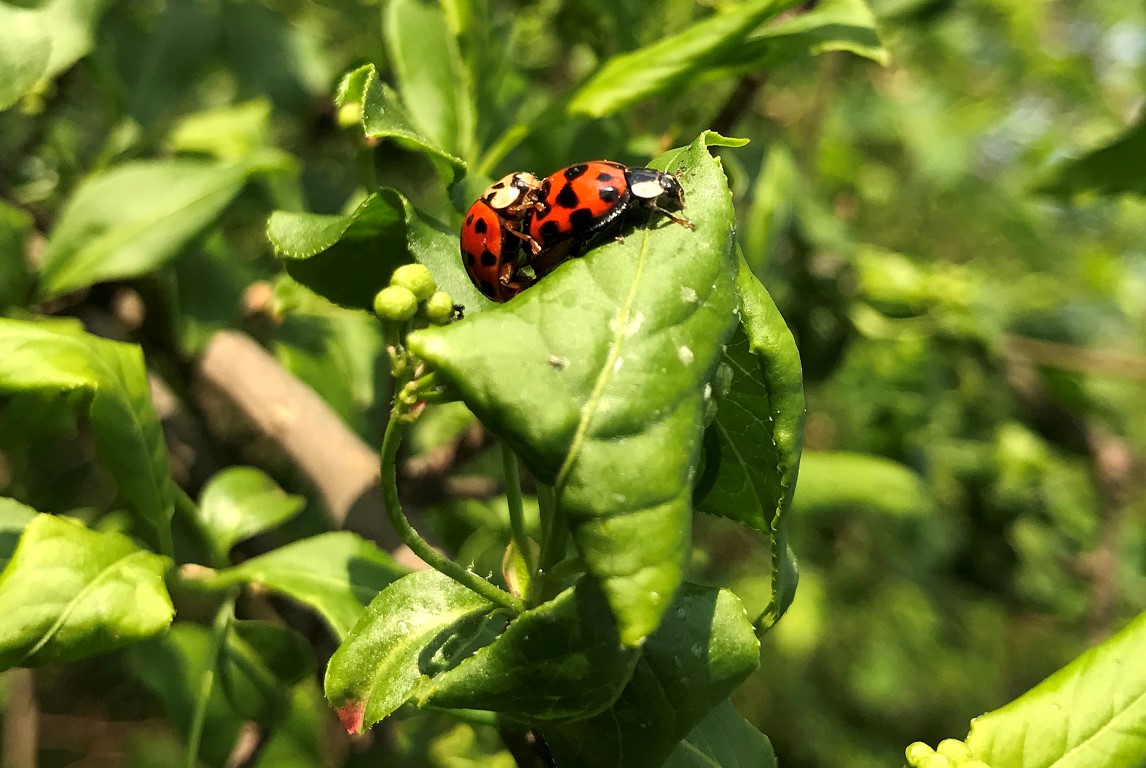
[905,743,935,767]
[391,263,436,301]
[422,291,456,325]
[336,101,362,128]
[373,286,418,321]
[923,755,951,768]
[936,739,973,764]
[960,762,991,768]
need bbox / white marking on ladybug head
[485,174,524,210]
[630,179,666,200]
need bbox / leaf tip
[334,698,367,734]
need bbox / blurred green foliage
[1,0,1144,766]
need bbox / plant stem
[502,443,534,576]
[185,594,235,768]
[527,482,566,606]
[380,406,524,614]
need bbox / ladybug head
[627,168,685,210]
[483,172,542,212]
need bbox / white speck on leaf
[613,356,624,372]
[678,346,694,365]
[680,286,698,303]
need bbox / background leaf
[0,514,173,670]
[663,699,777,767]
[219,619,314,725]
[383,0,475,162]
[965,608,1146,768]
[545,583,760,768]
[197,466,305,561]
[0,319,175,545]
[1037,114,1146,198]
[410,134,741,646]
[38,157,278,299]
[418,579,638,721]
[204,532,407,639]
[0,497,38,570]
[268,188,486,311]
[0,201,32,308]
[324,569,496,734]
[0,3,52,112]
[728,0,889,70]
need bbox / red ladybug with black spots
[460,172,543,302]
[527,161,693,272]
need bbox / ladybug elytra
[460,172,544,302]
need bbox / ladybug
[527,161,693,265]
[460,172,544,302]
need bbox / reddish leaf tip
[335,699,366,734]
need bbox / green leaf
[966,609,1146,768]
[38,158,270,299]
[324,569,497,734]
[410,134,740,646]
[418,579,639,721]
[731,0,890,69]
[565,0,794,118]
[0,514,173,671]
[0,319,176,546]
[126,624,241,768]
[663,699,776,767]
[253,680,328,768]
[546,583,760,768]
[219,620,313,725]
[384,0,475,162]
[268,188,488,311]
[197,466,305,560]
[0,498,38,571]
[38,0,116,80]
[337,63,466,182]
[793,451,933,517]
[0,3,52,112]
[697,253,805,631]
[204,532,407,639]
[166,99,275,161]
[0,201,32,308]
[1037,114,1146,198]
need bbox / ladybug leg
[651,204,694,230]
[503,227,542,256]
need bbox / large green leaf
[410,133,741,646]
[0,3,51,112]
[966,609,1146,768]
[324,569,497,734]
[417,579,639,720]
[267,187,487,311]
[793,451,932,517]
[0,319,176,544]
[663,699,776,767]
[253,681,328,768]
[696,254,805,631]
[565,0,794,118]
[202,532,407,639]
[197,466,305,562]
[336,63,466,182]
[0,498,39,572]
[0,201,32,308]
[126,624,241,768]
[383,0,475,162]
[1037,114,1146,198]
[727,0,889,70]
[0,514,173,670]
[219,620,313,725]
[545,583,760,768]
[38,157,278,299]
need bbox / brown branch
[401,422,498,506]
[1004,334,1146,382]
[2,669,38,768]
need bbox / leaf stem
[185,593,235,768]
[502,443,534,577]
[527,482,566,606]
[380,406,524,614]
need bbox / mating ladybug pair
[461,161,693,302]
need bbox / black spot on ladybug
[539,221,562,242]
[480,250,497,267]
[556,183,580,209]
[598,186,619,203]
[464,252,475,267]
[569,208,596,232]
[564,164,588,180]
[596,172,615,182]
[479,280,496,298]
[465,214,474,226]
[473,218,488,234]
